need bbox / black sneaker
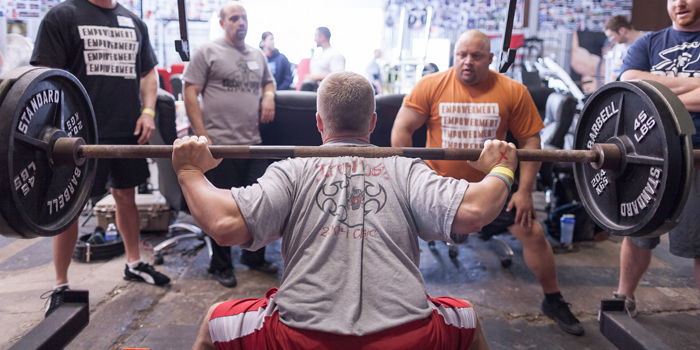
[249,261,279,274]
[41,285,69,318]
[240,256,280,275]
[541,297,585,335]
[211,269,237,288]
[123,262,170,286]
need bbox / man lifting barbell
[175,71,517,349]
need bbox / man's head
[604,15,634,44]
[315,27,331,47]
[668,0,700,31]
[219,1,247,46]
[260,31,274,50]
[374,49,382,59]
[316,72,376,141]
[453,30,493,86]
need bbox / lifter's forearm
[177,170,251,246]
[452,177,511,234]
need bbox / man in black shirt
[31,0,170,318]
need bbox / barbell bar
[0,68,697,239]
[57,139,700,167]
[54,137,604,165]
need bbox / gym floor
[1,190,699,350]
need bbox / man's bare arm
[260,81,276,123]
[621,69,700,95]
[134,68,158,144]
[304,73,330,81]
[451,140,518,234]
[677,87,700,112]
[391,106,429,147]
[507,134,542,227]
[173,136,252,246]
[183,82,210,143]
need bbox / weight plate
[0,68,97,239]
[573,81,695,237]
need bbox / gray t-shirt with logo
[231,139,470,335]
[183,38,274,145]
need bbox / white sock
[54,282,70,290]
[127,260,143,269]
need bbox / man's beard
[673,10,700,27]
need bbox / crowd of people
[16,0,700,348]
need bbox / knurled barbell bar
[0,68,696,239]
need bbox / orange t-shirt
[403,69,544,182]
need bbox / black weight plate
[0,68,97,239]
[573,81,694,237]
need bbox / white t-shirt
[308,46,346,80]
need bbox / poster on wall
[539,0,632,32]
[4,0,42,18]
[385,0,525,34]
[0,0,63,19]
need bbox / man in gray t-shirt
[182,1,277,288]
[178,72,514,349]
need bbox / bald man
[391,30,584,335]
[183,0,278,288]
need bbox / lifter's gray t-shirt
[231,139,469,335]
[183,38,274,145]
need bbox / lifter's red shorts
[208,288,481,350]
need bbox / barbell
[0,67,697,239]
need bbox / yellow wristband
[490,166,514,179]
[142,108,155,118]
[264,91,275,96]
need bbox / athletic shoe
[612,292,638,318]
[41,285,69,318]
[211,269,237,288]
[240,257,279,274]
[250,261,279,274]
[541,297,585,335]
[123,262,170,286]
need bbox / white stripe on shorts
[209,296,280,344]
[429,302,477,329]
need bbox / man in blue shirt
[614,0,700,317]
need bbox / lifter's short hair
[317,72,375,137]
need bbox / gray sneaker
[612,292,638,318]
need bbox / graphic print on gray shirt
[183,38,274,145]
[231,139,470,335]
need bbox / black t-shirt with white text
[31,0,157,138]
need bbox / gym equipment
[0,67,697,242]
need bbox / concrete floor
[1,192,700,350]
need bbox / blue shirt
[620,27,700,147]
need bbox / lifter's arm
[391,106,429,147]
[173,136,252,246]
[451,140,518,234]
